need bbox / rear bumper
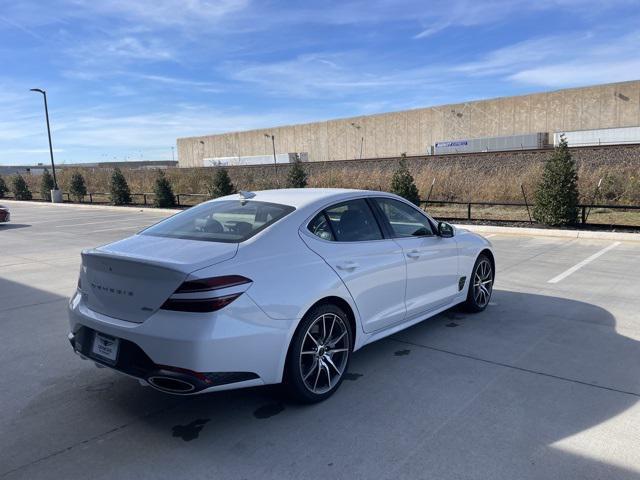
[0,211,9,222]
[68,290,296,394]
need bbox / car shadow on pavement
[2,282,639,479]
[0,223,31,230]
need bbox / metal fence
[4,192,640,229]
[2,191,210,208]
[421,200,640,229]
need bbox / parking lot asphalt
[1,202,639,480]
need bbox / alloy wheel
[299,313,350,394]
[473,258,493,308]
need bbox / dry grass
[4,157,640,207]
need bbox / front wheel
[284,304,352,403]
[464,253,494,312]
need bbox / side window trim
[366,197,393,239]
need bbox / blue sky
[1,0,639,165]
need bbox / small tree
[153,170,176,208]
[110,167,131,205]
[40,169,55,201]
[69,171,87,202]
[207,168,235,198]
[390,154,420,205]
[12,174,32,200]
[0,176,8,198]
[286,157,308,188]
[533,135,579,226]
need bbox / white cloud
[452,35,572,76]
[509,60,640,87]
[67,0,250,27]
[67,36,175,64]
[226,53,444,97]
[413,24,450,39]
[125,73,223,92]
[455,29,640,87]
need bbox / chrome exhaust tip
[147,376,196,394]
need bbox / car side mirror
[438,222,454,238]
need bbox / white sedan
[68,189,494,402]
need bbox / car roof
[214,188,394,209]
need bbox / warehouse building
[176,80,640,167]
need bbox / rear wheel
[285,304,352,403]
[464,253,494,312]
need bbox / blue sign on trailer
[435,140,468,148]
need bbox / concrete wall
[177,80,640,167]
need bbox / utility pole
[264,134,277,178]
[30,88,59,196]
[351,122,363,160]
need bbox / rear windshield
[140,200,295,243]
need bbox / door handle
[336,261,358,271]
[406,250,421,259]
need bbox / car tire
[284,303,353,403]
[464,253,494,312]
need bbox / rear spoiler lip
[80,247,237,275]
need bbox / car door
[301,198,407,333]
[372,197,459,319]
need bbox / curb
[0,199,181,214]
[455,223,640,243]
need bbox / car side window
[374,198,434,238]
[320,199,383,242]
[308,212,335,241]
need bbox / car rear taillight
[161,275,252,313]
[174,275,251,293]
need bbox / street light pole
[264,134,277,179]
[351,122,363,160]
[30,88,58,190]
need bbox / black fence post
[467,203,472,220]
[426,178,435,203]
[176,194,180,207]
[581,206,586,224]
[520,184,533,223]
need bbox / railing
[3,191,209,208]
[421,199,640,229]
[4,192,640,229]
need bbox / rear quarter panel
[188,219,360,325]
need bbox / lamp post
[351,122,364,159]
[264,133,277,178]
[30,88,61,201]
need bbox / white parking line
[547,241,621,284]
[56,218,148,228]
[90,224,152,233]
[24,214,141,225]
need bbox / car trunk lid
[81,235,238,323]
